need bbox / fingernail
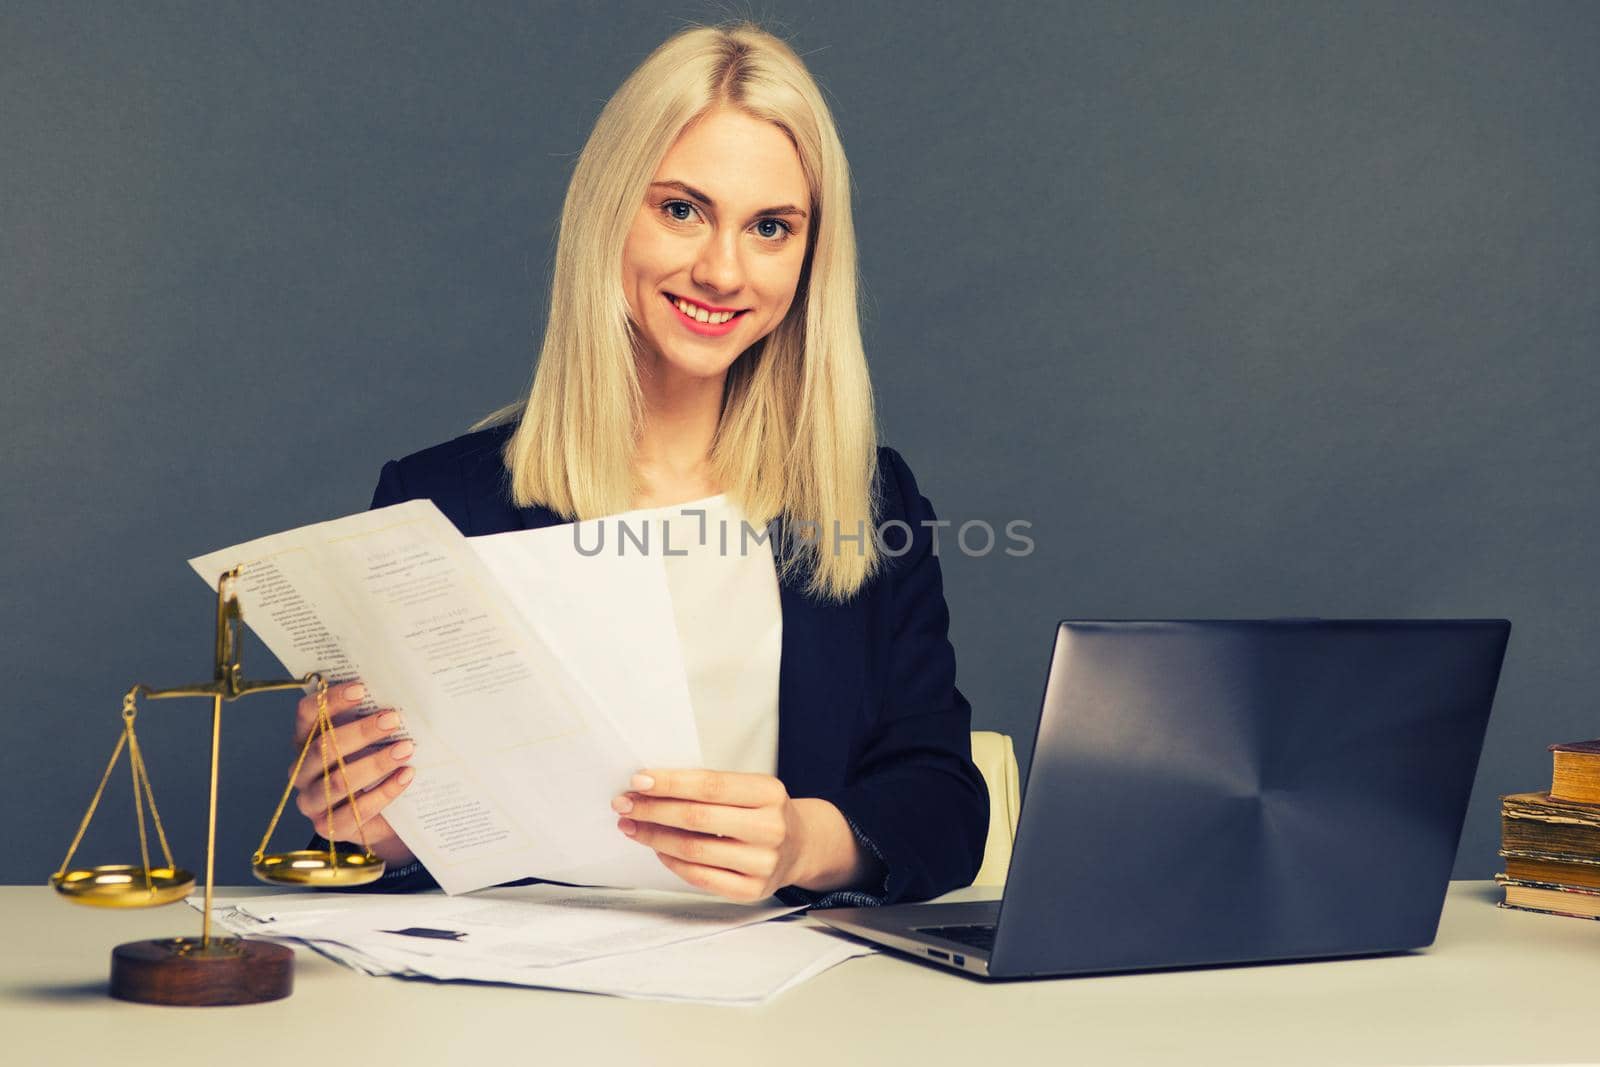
[344,683,366,701]
[611,795,633,813]
[630,774,654,791]
[377,711,401,731]
[390,740,415,761]
[398,767,415,786]
[617,817,637,836]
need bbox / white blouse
[637,493,783,777]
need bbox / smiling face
[621,106,812,385]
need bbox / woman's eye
[662,200,699,223]
[754,218,793,242]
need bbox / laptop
[812,619,1511,979]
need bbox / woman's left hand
[613,769,811,902]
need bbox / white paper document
[398,917,875,1005]
[188,500,701,894]
[192,888,874,1005]
[198,885,800,968]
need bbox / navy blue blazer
[316,424,988,908]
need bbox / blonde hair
[478,20,881,602]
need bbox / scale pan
[52,865,196,908]
[253,850,386,887]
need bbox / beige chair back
[968,731,1021,888]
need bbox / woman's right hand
[292,681,418,866]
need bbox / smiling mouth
[663,292,749,326]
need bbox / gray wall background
[3,1,1595,886]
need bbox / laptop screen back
[990,620,1510,978]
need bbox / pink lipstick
[663,293,748,337]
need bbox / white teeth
[672,297,737,325]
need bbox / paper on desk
[193,891,874,1005]
[187,499,701,895]
[193,884,802,969]
[394,918,875,1005]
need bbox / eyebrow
[649,180,808,220]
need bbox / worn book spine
[1496,875,1600,895]
[1500,851,1600,891]
[1500,792,1600,856]
[1549,738,1600,804]
[1496,876,1600,921]
[1499,817,1600,859]
[1500,791,1600,823]
[1497,901,1600,921]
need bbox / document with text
[188,500,702,895]
[200,884,802,968]
[193,888,870,1004]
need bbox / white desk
[4,882,1598,1066]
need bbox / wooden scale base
[110,937,294,1006]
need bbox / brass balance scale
[50,566,385,1006]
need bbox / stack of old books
[1498,739,1600,919]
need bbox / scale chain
[128,715,152,892]
[314,681,378,857]
[53,687,179,893]
[127,719,178,871]
[254,685,324,860]
[254,678,377,862]
[54,728,129,880]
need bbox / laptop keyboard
[915,923,996,952]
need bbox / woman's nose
[690,233,743,297]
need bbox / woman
[292,21,988,908]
